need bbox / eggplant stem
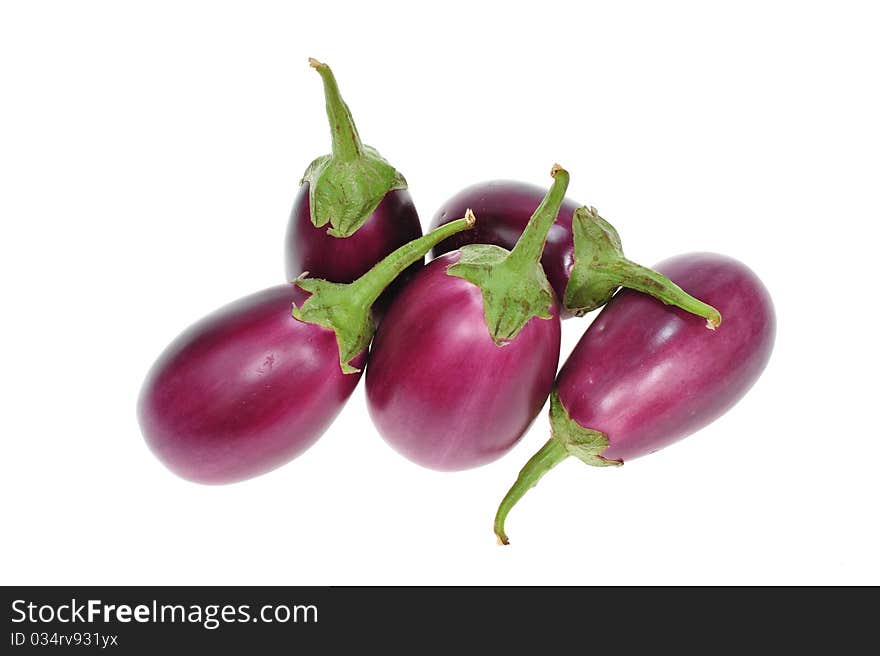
[501,164,569,273]
[493,437,569,545]
[309,58,364,161]
[348,210,476,308]
[615,259,722,329]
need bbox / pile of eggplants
[138,59,775,543]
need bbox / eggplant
[493,252,776,543]
[137,284,364,484]
[285,59,423,300]
[430,181,720,326]
[365,167,570,471]
[138,217,475,484]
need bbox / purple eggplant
[365,166,571,471]
[430,181,721,327]
[138,216,475,484]
[138,285,364,484]
[494,252,775,544]
[285,59,422,299]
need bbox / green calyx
[292,211,476,374]
[291,276,373,375]
[493,390,621,546]
[446,243,554,345]
[548,390,621,468]
[563,206,722,329]
[447,165,569,346]
[301,58,407,239]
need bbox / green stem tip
[615,258,722,329]
[308,57,363,161]
[503,164,570,271]
[349,209,476,307]
[293,211,476,374]
[494,438,569,545]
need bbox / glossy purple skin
[138,284,366,484]
[285,183,423,294]
[366,252,562,471]
[429,180,581,309]
[558,253,775,462]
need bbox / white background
[2,1,878,585]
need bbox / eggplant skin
[559,252,775,462]
[429,180,581,308]
[138,284,365,484]
[366,253,562,471]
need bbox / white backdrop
[2,1,878,585]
